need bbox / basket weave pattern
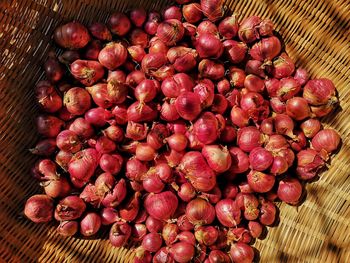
[0,0,349,262]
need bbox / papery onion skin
[202,145,232,173]
[215,199,241,227]
[300,119,321,138]
[157,19,184,46]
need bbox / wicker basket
[0,0,349,262]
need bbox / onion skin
[54,22,90,49]
[247,170,275,193]
[230,242,255,263]
[202,145,232,173]
[300,119,321,138]
[200,0,224,22]
[169,242,195,263]
[57,221,78,236]
[238,16,261,43]
[98,42,128,70]
[144,191,178,221]
[70,60,104,86]
[312,129,341,154]
[24,195,53,223]
[157,19,184,46]
[223,40,247,64]
[277,177,303,205]
[55,196,86,221]
[228,147,250,174]
[237,126,264,152]
[109,222,132,247]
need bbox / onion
[227,228,252,244]
[98,42,128,70]
[274,114,295,138]
[80,212,101,236]
[130,8,147,27]
[177,182,196,202]
[144,191,178,221]
[249,147,273,171]
[277,77,301,101]
[219,15,239,39]
[208,250,231,263]
[56,130,81,153]
[99,154,122,175]
[229,242,255,263]
[126,70,146,87]
[183,3,203,23]
[223,183,239,199]
[277,177,303,204]
[161,73,195,98]
[215,199,241,227]
[270,52,295,79]
[85,107,113,127]
[166,133,188,152]
[83,40,102,60]
[260,117,274,135]
[80,183,101,208]
[193,112,219,145]
[312,129,341,154]
[102,179,127,208]
[202,145,232,173]
[24,194,53,223]
[244,74,265,93]
[146,216,164,233]
[128,45,146,63]
[108,13,131,36]
[54,22,90,49]
[142,232,163,252]
[238,16,261,43]
[289,130,307,152]
[196,33,223,59]
[68,148,99,184]
[230,106,249,128]
[149,37,169,54]
[198,59,225,80]
[135,79,158,103]
[70,60,104,86]
[195,226,218,246]
[101,208,120,225]
[63,87,91,115]
[44,55,64,83]
[127,102,158,123]
[186,198,215,225]
[163,5,182,20]
[136,143,156,162]
[294,67,309,86]
[270,97,286,113]
[163,223,179,245]
[228,147,250,173]
[35,81,63,113]
[134,249,152,263]
[147,123,169,150]
[126,159,148,181]
[237,126,264,152]
[220,125,236,144]
[270,156,289,175]
[103,125,124,142]
[109,222,132,247]
[248,221,263,238]
[217,78,230,95]
[68,117,94,139]
[157,19,184,46]
[259,197,277,226]
[54,196,86,221]
[247,170,275,193]
[88,22,112,41]
[58,50,80,64]
[197,20,219,36]
[303,78,338,106]
[245,60,266,78]
[57,221,78,236]
[175,92,202,121]
[42,177,71,198]
[223,40,247,64]
[250,36,281,61]
[300,119,321,138]
[30,138,56,156]
[143,170,165,193]
[119,192,141,222]
[200,0,224,22]
[241,92,270,122]
[228,67,246,88]
[141,53,167,75]
[153,247,174,263]
[237,193,259,220]
[167,46,198,73]
[130,28,149,48]
[193,79,215,108]
[169,242,195,263]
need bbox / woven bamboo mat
[0,0,349,262]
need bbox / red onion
[85,83,112,109]
[259,197,277,226]
[223,40,247,64]
[276,77,301,101]
[24,194,53,223]
[126,70,146,88]
[217,78,230,95]
[63,87,91,115]
[193,79,215,108]
[57,221,78,237]
[193,112,219,145]
[237,126,264,152]
[259,18,274,36]
[54,22,90,49]
[35,81,62,113]
[195,226,218,246]
[227,228,252,244]
[101,208,120,225]
[208,250,231,263]
[161,73,195,98]
[237,193,259,220]
[143,171,165,193]
[126,159,148,181]
[169,242,195,263]
[95,136,116,154]
[177,182,196,202]
[134,249,152,263]
[149,37,169,54]
[215,199,241,227]
[30,138,56,156]
[127,45,146,63]
[144,13,161,35]
[270,156,289,175]
[179,151,216,192]
[80,212,101,236]
[135,143,156,162]
[70,60,104,86]
[161,100,180,121]
[229,242,254,263]
[99,154,122,175]
[54,196,86,221]
[83,40,102,60]
[238,16,261,43]
[312,129,341,154]
[153,247,174,263]
[147,123,169,150]
[167,46,198,73]
[145,191,178,221]
[248,221,263,238]
[163,5,182,20]
[157,19,184,46]
[220,125,236,144]
[88,22,112,41]
[108,13,131,36]
[185,198,215,226]
[68,148,99,183]
[98,42,128,70]
[198,59,225,80]
[109,222,132,247]
[134,79,158,103]
[289,130,307,152]
[250,36,281,61]
[197,20,219,36]
[127,102,157,123]
[260,117,274,135]
[294,67,309,86]
[146,216,164,233]
[130,8,147,27]
[58,50,80,64]
[274,114,295,138]
[228,67,246,88]
[219,15,239,39]
[142,53,167,75]
[68,118,94,139]
[166,133,188,152]
[119,192,141,222]
[55,150,73,171]
[176,231,196,246]
[102,125,123,143]
[175,92,202,121]
[244,74,265,93]
[270,53,295,79]
[56,130,81,153]
[85,107,113,127]
[230,106,249,128]
[42,177,71,198]
[44,55,64,83]
[247,170,275,193]
[245,60,266,78]
[125,122,148,141]
[162,223,179,246]
[183,3,203,23]
[228,147,250,174]
[202,145,232,173]
[142,232,163,252]
[200,0,224,21]
[241,92,270,122]
[300,119,321,138]
[303,78,337,106]
[223,184,239,199]
[196,33,223,59]
[102,179,127,207]
[80,183,101,208]
[277,177,303,204]
[249,147,273,171]
[130,29,149,48]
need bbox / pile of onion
[25,2,341,263]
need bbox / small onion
[311,129,341,154]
